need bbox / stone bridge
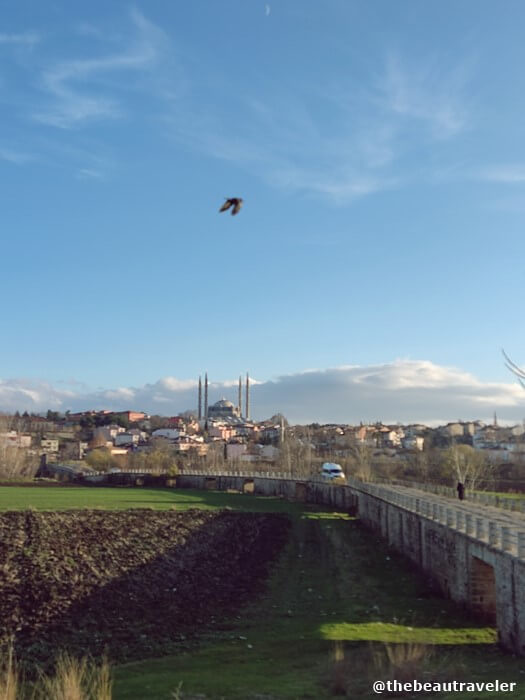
[176,471,525,655]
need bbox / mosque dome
[213,398,234,408]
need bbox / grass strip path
[113,511,524,700]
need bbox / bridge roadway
[348,478,525,558]
[389,482,525,524]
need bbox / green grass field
[483,490,525,500]
[1,485,524,699]
[0,485,313,515]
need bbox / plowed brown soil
[0,509,289,671]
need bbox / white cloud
[1,360,524,425]
[101,387,136,401]
[0,379,72,412]
[157,378,197,392]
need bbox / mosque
[197,373,250,422]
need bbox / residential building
[93,425,125,443]
[439,423,464,438]
[115,433,140,446]
[40,438,59,453]
[401,436,424,451]
[113,411,148,423]
[226,442,247,460]
[0,432,31,448]
[208,423,236,440]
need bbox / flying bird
[219,197,243,216]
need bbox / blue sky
[2,0,525,421]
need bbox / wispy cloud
[170,92,400,203]
[269,165,396,204]
[76,167,104,180]
[477,164,525,184]
[1,360,523,424]
[0,147,35,165]
[0,31,39,46]
[1,13,473,202]
[33,10,167,129]
[379,53,470,138]
[168,49,470,203]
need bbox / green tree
[128,447,178,475]
[146,448,178,475]
[80,415,95,429]
[84,448,116,472]
[107,414,130,429]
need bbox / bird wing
[231,198,243,215]
[219,199,233,213]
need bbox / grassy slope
[1,486,523,699]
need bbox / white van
[320,462,346,481]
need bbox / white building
[152,428,181,440]
[402,436,424,451]
[41,438,59,453]
[93,425,125,443]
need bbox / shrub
[0,646,112,700]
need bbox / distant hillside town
[1,383,525,489]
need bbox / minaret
[198,376,202,420]
[238,375,243,418]
[204,372,209,419]
[245,372,250,421]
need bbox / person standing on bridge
[457,481,465,501]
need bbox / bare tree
[0,446,38,478]
[278,435,314,477]
[443,445,494,492]
[204,441,227,472]
[348,443,372,481]
[0,416,38,478]
[503,349,525,388]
